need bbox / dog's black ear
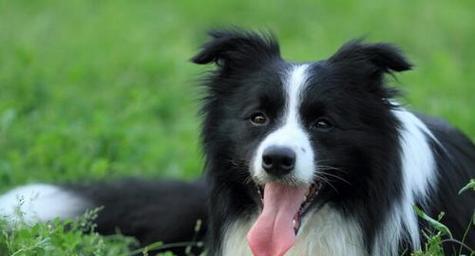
[328,40,412,74]
[191,29,280,69]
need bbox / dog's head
[193,29,411,255]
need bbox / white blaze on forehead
[253,64,315,184]
[285,65,309,126]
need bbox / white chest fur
[221,205,367,256]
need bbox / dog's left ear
[328,40,412,75]
[191,29,280,70]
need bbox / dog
[1,29,474,256]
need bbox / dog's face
[194,30,411,255]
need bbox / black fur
[416,114,475,253]
[66,178,208,255]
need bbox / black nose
[262,146,296,177]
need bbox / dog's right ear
[191,29,280,69]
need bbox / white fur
[222,216,255,256]
[0,184,89,225]
[372,108,438,255]
[253,64,315,184]
[222,206,366,256]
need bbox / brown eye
[249,112,269,126]
[311,118,333,132]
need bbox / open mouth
[255,182,322,234]
[248,180,323,256]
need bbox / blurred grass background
[0,0,474,189]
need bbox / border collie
[0,29,474,256]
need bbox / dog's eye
[249,112,269,126]
[311,118,333,131]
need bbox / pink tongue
[247,182,307,256]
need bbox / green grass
[0,209,135,256]
[0,0,474,255]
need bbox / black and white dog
[0,30,474,256]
